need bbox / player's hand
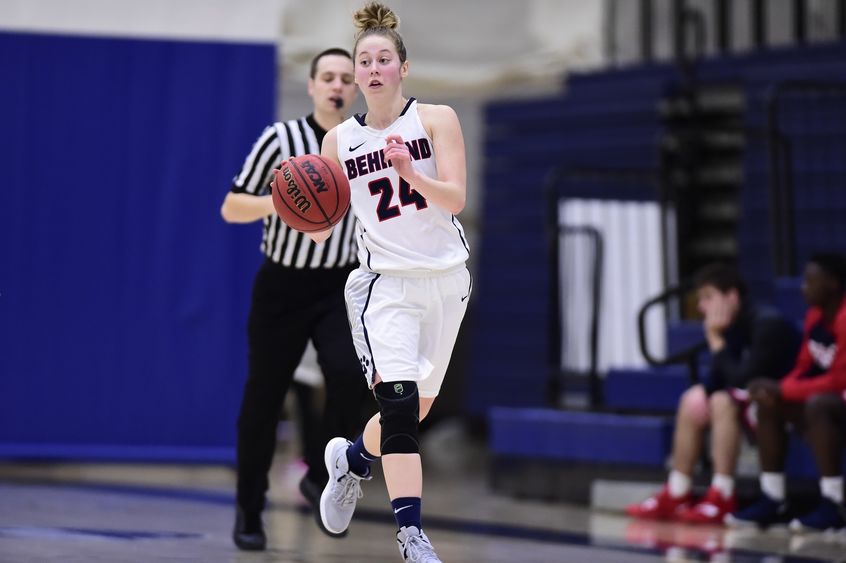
[748,378,780,409]
[384,134,414,181]
[702,297,731,352]
[307,227,333,244]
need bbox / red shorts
[727,388,757,434]
[728,387,846,437]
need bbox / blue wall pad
[774,277,805,323]
[0,32,275,461]
[666,322,706,356]
[489,407,673,467]
[604,366,691,412]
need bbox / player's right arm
[306,127,343,244]
[221,125,282,223]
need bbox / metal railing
[637,283,707,384]
[545,170,605,409]
[611,0,846,66]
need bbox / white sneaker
[396,526,442,563]
[319,437,369,535]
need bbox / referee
[221,48,366,551]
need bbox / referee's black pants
[236,260,368,516]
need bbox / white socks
[761,472,786,501]
[711,473,735,499]
[667,471,736,499]
[821,476,844,503]
[668,470,692,498]
[665,472,841,503]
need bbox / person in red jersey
[726,253,846,532]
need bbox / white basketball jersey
[336,98,470,272]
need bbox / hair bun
[353,2,399,33]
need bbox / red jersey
[780,297,846,402]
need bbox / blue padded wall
[0,32,274,461]
[490,407,673,467]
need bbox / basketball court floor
[2,430,845,562]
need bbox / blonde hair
[353,2,407,63]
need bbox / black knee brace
[374,381,420,454]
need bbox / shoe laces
[332,473,364,507]
[402,533,440,562]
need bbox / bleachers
[738,51,846,295]
[603,365,690,412]
[490,408,672,467]
[467,64,668,418]
[665,320,706,352]
[479,41,846,505]
[774,277,805,323]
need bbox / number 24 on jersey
[368,177,428,221]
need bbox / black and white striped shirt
[230,114,358,269]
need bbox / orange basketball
[270,155,350,233]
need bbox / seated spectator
[627,264,800,524]
[727,253,846,532]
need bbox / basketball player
[726,253,846,532]
[303,4,471,561]
[221,48,368,551]
[626,264,800,524]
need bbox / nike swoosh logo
[461,294,469,302]
[349,141,366,152]
[394,505,413,514]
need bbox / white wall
[276,0,604,98]
[0,0,285,42]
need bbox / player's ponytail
[353,2,399,32]
[353,2,407,63]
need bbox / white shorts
[344,265,471,398]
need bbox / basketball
[270,154,350,233]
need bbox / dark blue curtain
[0,32,274,461]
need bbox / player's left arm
[384,104,466,214]
[782,312,846,401]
